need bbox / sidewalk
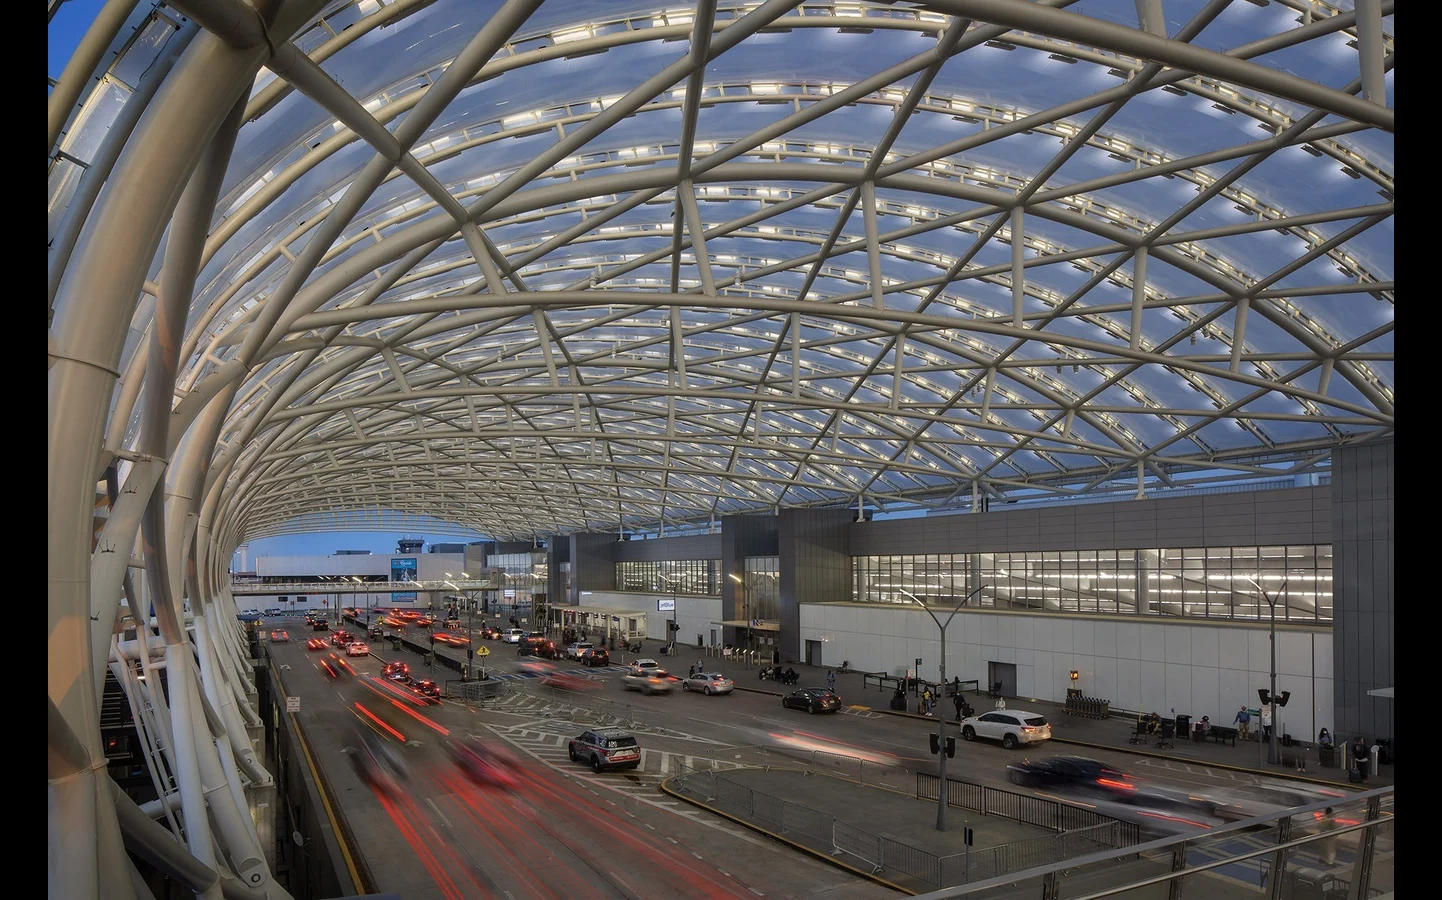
[631,638,1392,790]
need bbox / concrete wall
[778,508,852,662]
[576,590,723,645]
[610,532,722,562]
[800,604,1333,736]
[1331,440,1394,743]
[849,486,1331,554]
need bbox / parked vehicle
[564,642,595,661]
[567,728,641,773]
[627,658,664,676]
[781,688,841,714]
[960,709,1052,749]
[682,673,733,695]
[581,648,611,667]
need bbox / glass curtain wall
[615,559,721,595]
[852,545,1332,622]
[489,551,547,606]
[742,556,780,621]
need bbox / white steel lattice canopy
[52,0,1394,544]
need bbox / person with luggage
[953,690,965,722]
[921,687,934,717]
[1351,736,1369,782]
[890,687,906,711]
[827,670,836,693]
[1260,705,1273,743]
[1233,705,1251,740]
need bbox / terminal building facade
[546,439,1391,747]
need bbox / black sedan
[781,688,841,714]
[1005,756,1131,792]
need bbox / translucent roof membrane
[53,0,1393,542]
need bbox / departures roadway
[266,617,1359,899]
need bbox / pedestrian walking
[1233,705,1251,740]
[1316,807,1338,865]
[953,691,964,721]
[952,676,960,696]
[1260,705,1273,743]
[689,664,696,678]
[922,687,934,717]
[827,670,836,693]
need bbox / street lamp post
[660,573,681,654]
[1245,575,1292,766]
[901,584,985,832]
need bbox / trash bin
[1375,738,1392,765]
[1175,714,1192,737]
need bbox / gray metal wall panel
[610,533,722,562]
[1329,439,1393,744]
[569,532,617,602]
[721,514,779,643]
[778,508,851,662]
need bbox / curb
[861,703,1359,790]
[657,774,915,896]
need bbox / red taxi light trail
[389,698,450,736]
[365,676,427,707]
[353,703,406,742]
[1097,778,1137,791]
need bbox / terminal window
[852,544,1332,622]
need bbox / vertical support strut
[1354,0,1386,105]
[1230,297,1251,373]
[860,181,885,310]
[1011,205,1025,328]
[1130,246,1148,351]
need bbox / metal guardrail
[444,678,507,704]
[909,788,1394,899]
[916,772,1141,846]
[672,767,1136,890]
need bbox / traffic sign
[474,646,490,657]
[915,657,922,667]
[285,696,300,712]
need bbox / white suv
[960,709,1053,749]
[502,628,525,644]
[565,642,594,660]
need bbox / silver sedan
[681,673,734,695]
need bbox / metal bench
[1210,726,1238,746]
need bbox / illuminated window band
[852,545,1332,622]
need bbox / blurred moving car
[347,727,408,793]
[270,630,289,643]
[568,728,641,773]
[782,688,841,714]
[542,673,602,692]
[621,670,672,694]
[682,673,733,695]
[446,736,520,789]
[238,611,262,623]
[346,641,370,657]
[502,628,525,644]
[410,679,441,701]
[1006,756,1130,791]
[382,661,411,681]
[415,616,435,628]
[518,636,560,658]
[961,710,1052,749]
[479,625,503,640]
[581,647,611,667]
[432,632,470,647]
[305,637,327,650]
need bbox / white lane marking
[424,796,452,829]
[609,871,639,897]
